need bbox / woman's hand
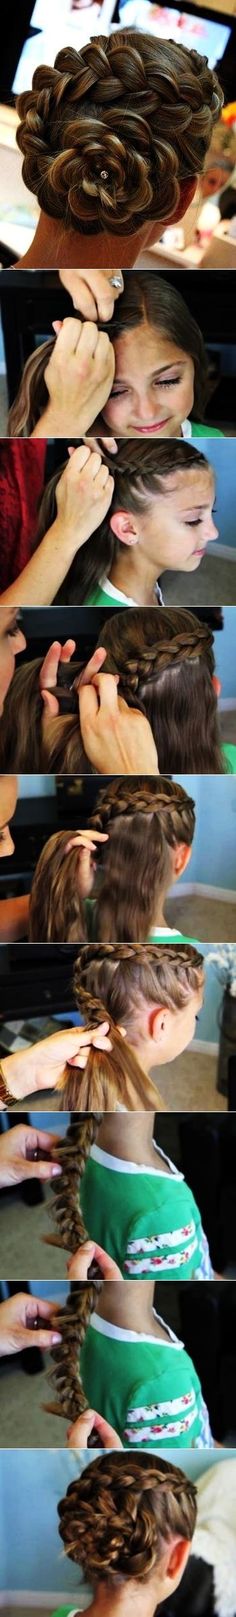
[59,269,123,323]
[0,1293,62,1356]
[78,674,159,775]
[66,1239,122,1281]
[42,318,115,437]
[63,828,109,899]
[0,1025,112,1103]
[67,1408,123,1450]
[55,443,114,548]
[0,1124,62,1188]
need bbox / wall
[194,437,236,550]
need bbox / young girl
[50,1110,214,1280]
[47,1278,214,1449]
[8,274,225,440]
[15,34,222,269]
[53,940,204,1112]
[9,439,217,608]
[52,1452,197,1617]
[29,778,197,944]
[1,607,234,773]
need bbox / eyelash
[6,613,22,640]
[186,504,217,529]
[110,376,182,399]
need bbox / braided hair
[96,607,224,774]
[35,438,213,605]
[55,939,204,1111]
[29,778,196,944]
[58,1452,197,1579]
[16,36,223,238]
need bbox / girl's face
[138,466,218,571]
[0,610,26,715]
[0,776,17,857]
[102,321,195,438]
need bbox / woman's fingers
[75,645,107,690]
[59,269,124,322]
[67,1240,122,1281]
[39,639,76,691]
[67,1408,123,1449]
[64,832,108,855]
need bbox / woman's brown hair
[29,779,196,943]
[16,35,222,237]
[58,1452,197,1580]
[0,609,224,774]
[35,438,212,605]
[53,940,204,1114]
[8,272,211,436]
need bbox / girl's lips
[131,419,171,435]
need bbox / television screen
[12,0,105,93]
[119,1,231,68]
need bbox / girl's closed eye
[155,374,183,390]
[6,612,22,640]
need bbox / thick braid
[58,1453,197,1576]
[89,778,195,842]
[46,1282,101,1422]
[16,36,223,237]
[101,624,214,694]
[49,1117,100,1258]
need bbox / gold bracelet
[0,1060,15,1108]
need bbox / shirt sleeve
[123,1203,204,1278]
[122,1368,204,1449]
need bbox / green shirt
[80,1312,212,1449]
[223,743,236,774]
[52,1608,81,1616]
[81,1142,212,1279]
[190,422,224,436]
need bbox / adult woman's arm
[0,1024,112,1107]
[31,320,115,439]
[0,446,114,607]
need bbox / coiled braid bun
[16,35,223,236]
[58,1452,197,1579]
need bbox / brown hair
[46,1281,99,1422]
[58,1452,197,1581]
[16,36,222,238]
[0,609,224,774]
[8,272,211,436]
[96,607,224,775]
[29,779,195,943]
[55,940,204,1113]
[35,438,213,605]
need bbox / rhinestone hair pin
[100,168,108,179]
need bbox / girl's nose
[0,826,15,858]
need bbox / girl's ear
[109,510,139,547]
[169,177,197,224]
[212,674,221,697]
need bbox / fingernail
[52,1331,62,1344]
[52,320,61,334]
[51,1164,62,1176]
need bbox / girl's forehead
[161,465,215,503]
[113,321,189,372]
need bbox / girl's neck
[95,1281,168,1339]
[98,1112,156,1165]
[16,211,154,270]
[88,1574,161,1617]
[110,547,162,607]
